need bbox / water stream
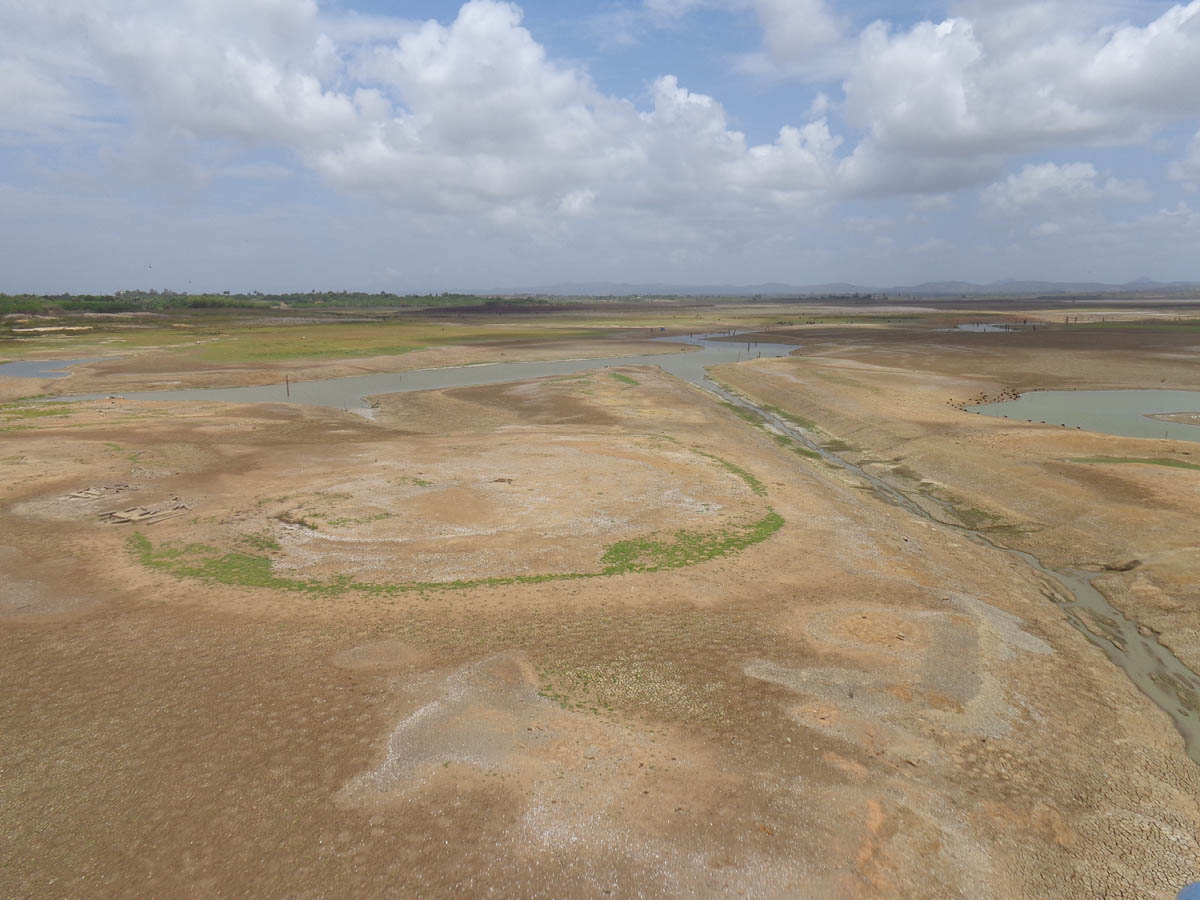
[708,373,1200,764]
[51,336,785,411]
[37,335,1200,762]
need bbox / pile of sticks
[68,483,132,501]
[99,497,191,526]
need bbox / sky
[2,0,1200,293]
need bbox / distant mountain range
[497,279,1200,298]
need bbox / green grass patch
[771,433,821,459]
[692,450,767,495]
[3,316,609,364]
[720,401,767,426]
[600,512,783,573]
[237,531,281,552]
[189,323,602,363]
[396,476,433,487]
[1067,456,1200,472]
[710,382,830,463]
[130,509,783,597]
[0,401,79,421]
[272,510,321,530]
[947,504,1002,530]
[324,512,393,528]
[611,373,639,386]
[764,405,817,430]
[128,503,784,597]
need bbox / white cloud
[1169,131,1200,185]
[912,194,952,211]
[298,8,840,223]
[982,162,1149,214]
[9,0,1199,213]
[0,57,87,139]
[1031,222,1062,237]
[2,0,1200,289]
[837,3,1200,195]
[643,0,707,17]
[1082,2,1200,115]
[843,18,1103,158]
[751,0,842,59]
[912,237,950,253]
[3,0,374,149]
[558,189,596,216]
[637,0,843,72]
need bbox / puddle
[972,389,1200,443]
[949,323,1024,333]
[0,358,104,379]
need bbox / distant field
[1,317,628,363]
[7,297,1200,370]
[0,304,896,364]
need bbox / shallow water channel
[973,389,1200,443]
[36,336,1200,763]
[0,358,104,379]
[713,384,1200,764]
[54,335,794,411]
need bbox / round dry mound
[224,433,766,585]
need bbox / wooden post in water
[286,375,290,398]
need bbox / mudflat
[3,306,1199,898]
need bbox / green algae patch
[1067,456,1200,472]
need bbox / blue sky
[2,0,1199,292]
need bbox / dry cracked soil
[2,321,1199,898]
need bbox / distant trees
[0,291,535,316]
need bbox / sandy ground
[716,323,1200,672]
[2,331,1200,898]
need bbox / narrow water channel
[707,372,1200,765]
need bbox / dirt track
[3,325,1200,898]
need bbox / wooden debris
[68,483,132,501]
[99,496,191,526]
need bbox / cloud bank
[1,0,1198,289]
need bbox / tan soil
[716,322,1200,672]
[2,333,1199,898]
[1152,412,1200,426]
